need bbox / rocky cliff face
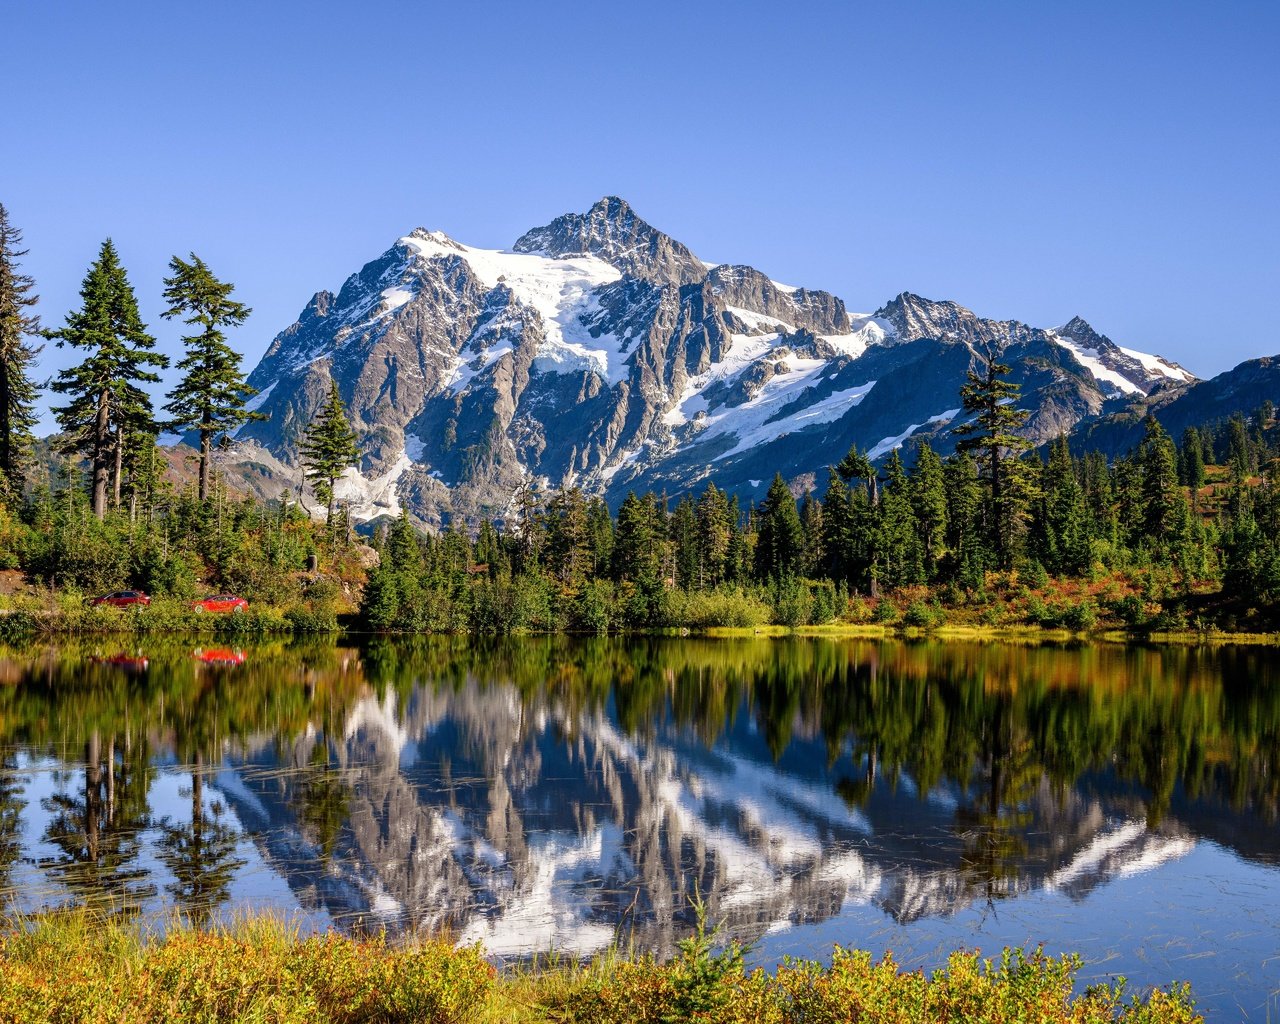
[225,197,1201,526]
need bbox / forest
[4,204,1280,636]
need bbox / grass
[0,909,1203,1024]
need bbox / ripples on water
[0,638,1277,1020]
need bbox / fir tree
[1178,427,1206,492]
[299,380,360,527]
[0,204,42,495]
[1138,416,1186,544]
[754,474,804,580]
[878,450,922,587]
[910,442,948,576]
[1041,435,1091,575]
[954,354,1032,567]
[48,240,167,518]
[695,483,732,587]
[161,254,259,502]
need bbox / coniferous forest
[4,207,1280,637]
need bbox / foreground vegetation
[0,911,1200,1024]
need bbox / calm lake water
[0,637,1277,1020]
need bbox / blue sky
[4,1,1278,428]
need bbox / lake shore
[3,600,1277,646]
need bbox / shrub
[871,599,898,624]
[902,600,945,629]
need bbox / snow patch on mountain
[400,230,626,381]
[1050,332,1144,396]
[334,451,414,521]
[1119,345,1195,382]
[867,409,961,460]
[242,381,276,414]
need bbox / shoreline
[0,608,1276,646]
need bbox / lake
[0,637,1276,1021]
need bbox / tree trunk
[0,355,11,486]
[198,413,212,503]
[112,421,123,508]
[92,390,110,518]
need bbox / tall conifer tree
[48,240,167,518]
[754,474,804,580]
[0,204,41,495]
[954,354,1033,567]
[299,381,360,527]
[162,254,259,502]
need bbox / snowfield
[400,230,628,383]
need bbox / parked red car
[192,594,249,614]
[88,590,151,608]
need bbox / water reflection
[0,638,1277,1015]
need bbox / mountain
[1072,354,1280,457]
[228,197,1199,527]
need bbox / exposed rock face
[513,196,705,286]
[226,199,1204,526]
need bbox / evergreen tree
[944,452,985,582]
[299,380,360,527]
[613,492,662,583]
[877,450,922,587]
[544,487,594,593]
[161,254,259,502]
[48,240,167,518]
[754,474,804,580]
[1178,426,1206,490]
[694,483,732,587]
[910,442,949,576]
[0,204,42,494]
[799,489,823,577]
[1040,435,1091,575]
[670,495,700,589]
[1227,414,1252,484]
[836,446,878,505]
[954,354,1033,567]
[1138,415,1186,546]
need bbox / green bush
[902,600,945,629]
[871,599,898,624]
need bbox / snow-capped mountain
[231,197,1197,526]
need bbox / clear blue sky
[5,1,1278,430]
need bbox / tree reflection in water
[0,636,1274,942]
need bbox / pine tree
[1138,415,1186,546]
[910,442,948,576]
[1178,427,1205,489]
[754,474,804,580]
[48,240,167,518]
[161,254,259,502]
[694,483,732,587]
[1041,435,1091,575]
[944,453,986,586]
[877,450,922,587]
[299,380,360,527]
[954,354,1032,567]
[0,204,42,495]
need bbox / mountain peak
[1059,315,1102,341]
[513,197,704,285]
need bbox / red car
[88,590,151,609]
[192,594,249,614]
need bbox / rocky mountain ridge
[227,197,1200,527]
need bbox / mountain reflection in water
[0,638,1277,1018]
